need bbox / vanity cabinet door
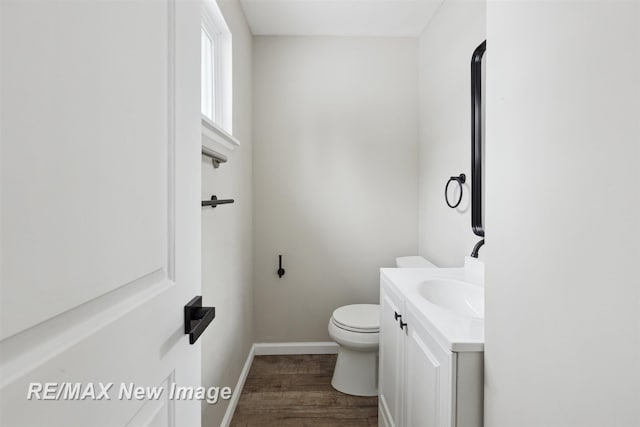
[404,307,455,427]
[379,280,405,427]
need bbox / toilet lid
[332,304,379,332]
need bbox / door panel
[0,0,169,338]
[126,374,175,427]
[0,0,202,425]
[379,281,404,426]
[405,330,440,427]
[404,307,454,427]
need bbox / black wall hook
[277,254,285,278]
[445,173,466,208]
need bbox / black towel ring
[445,174,466,209]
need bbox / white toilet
[328,256,437,396]
[328,304,380,396]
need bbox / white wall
[252,36,419,342]
[418,0,486,267]
[485,2,640,426]
[201,1,253,425]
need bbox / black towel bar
[201,195,234,208]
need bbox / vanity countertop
[381,258,485,352]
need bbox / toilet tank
[395,256,437,268]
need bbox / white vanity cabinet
[379,276,483,427]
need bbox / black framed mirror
[471,40,486,238]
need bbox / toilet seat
[328,317,379,350]
[331,304,379,333]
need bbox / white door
[0,0,203,426]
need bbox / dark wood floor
[230,354,378,426]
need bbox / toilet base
[331,347,378,396]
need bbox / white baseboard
[378,400,392,427]
[220,343,255,427]
[254,341,338,355]
[219,341,339,426]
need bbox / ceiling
[239,0,445,37]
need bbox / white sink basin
[418,279,484,319]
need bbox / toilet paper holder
[277,254,285,278]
